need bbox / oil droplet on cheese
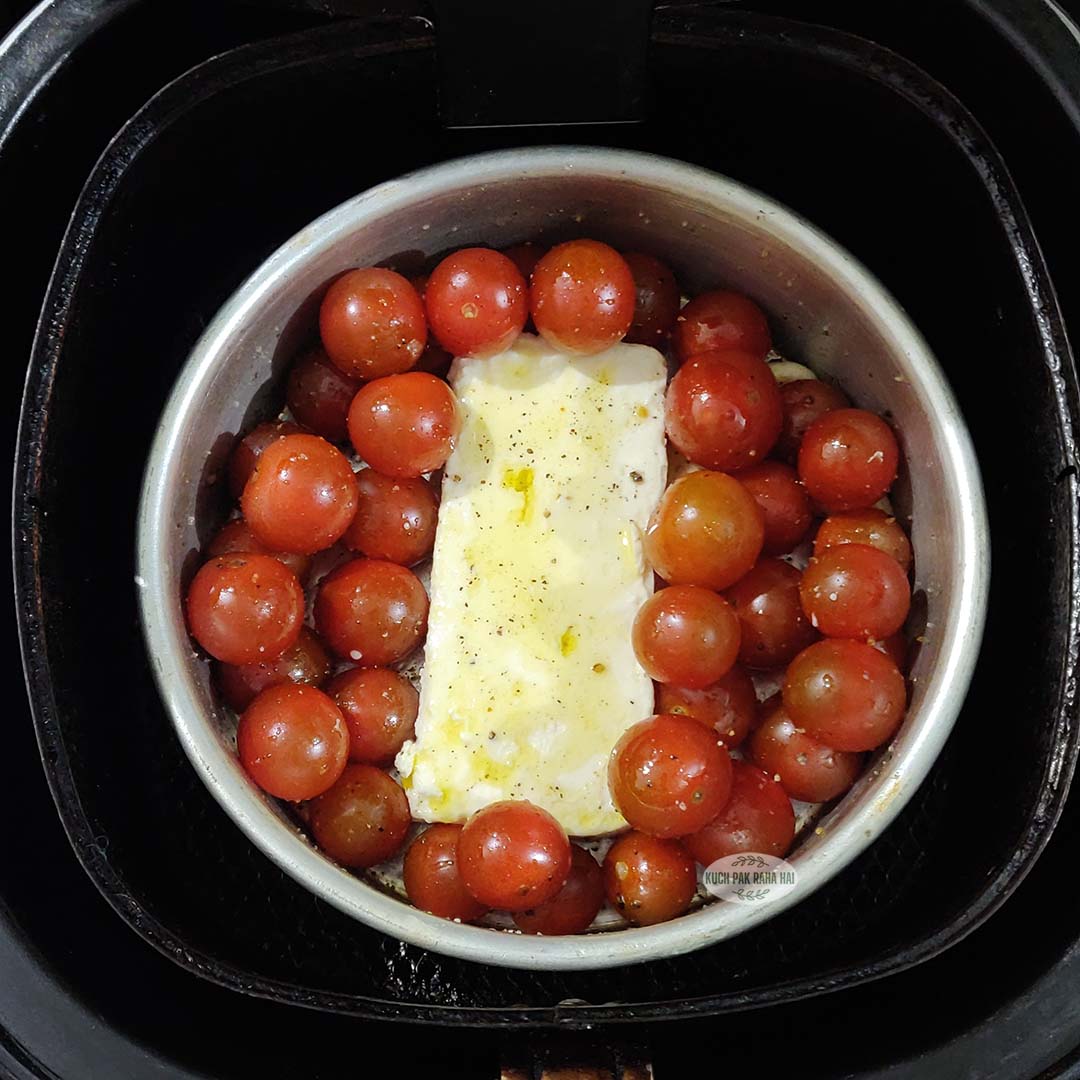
[560,626,578,656]
[501,466,535,524]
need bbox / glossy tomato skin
[425,247,527,358]
[217,626,331,712]
[347,372,460,478]
[319,268,426,380]
[726,558,817,670]
[309,764,411,867]
[285,346,362,443]
[513,846,605,935]
[749,696,863,802]
[737,461,813,556]
[236,683,349,801]
[814,507,913,573]
[609,714,733,838]
[326,666,418,764]
[644,470,764,591]
[775,379,850,462]
[314,558,428,664]
[656,665,758,748]
[798,408,899,511]
[403,824,488,922]
[530,240,635,354]
[228,420,305,499]
[800,544,911,640]
[632,586,741,688]
[783,639,907,752]
[665,351,783,471]
[344,469,438,566]
[602,831,697,926]
[207,518,311,583]
[186,554,304,665]
[622,252,681,345]
[683,761,795,864]
[672,289,771,361]
[457,800,572,912]
[241,434,359,555]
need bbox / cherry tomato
[683,761,795,864]
[726,558,817,669]
[207,518,311,582]
[236,683,348,801]
[457,800,572,912]
[644,470,764,591]
[775,379,850,462]
[309,764,411,867]
[425,247,527,358]
[622,252,681,346]
[530,240,635,354]
[632,586,741,688]
[749,696,863,802]
[228,420,305,499]
[347,372,460,479]
[800,544,911,640]
[656,665,758,748]
[217,626,331,712]
[319,268,426,380]
[602,831,696,926]
[814,507,913,573]
[609,713,733,837]
[665,350,783,471]
[513,846,605,935]
[326,666,418,764]
[403,824,488,922]
[737,461,813,556]
[344,469,438,566]
[186,554,303,664]
[783,639,906,752]
[798,408,899,511]
[672,289,771,362]
[501,242,545,280]
[314,558,428,665]
[874,632,908,670]
[285,345,362,443]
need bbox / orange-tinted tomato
[798,408,899,511]
[326,666,418,765]
[814,507,913,573]
[775,379,850,463]
[217,626,331,712]
[228,420,305,499]
[344,469,438,566]
[309,764,411,867]
[513,846,605,935]
[737,461,813,556]
[622,252,681,346]
[602,831,697,926]
[672,289,771,362]
[800,544,911,640]
[285,346,362,443]
[726,558,817,669]
[207,518,311,583]
[656,665,758,748]
[403,824,489,922]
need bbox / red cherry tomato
[343,469,438,566]
[207,518,311,583]
[798,408,899,511]
[644,470,764,591]
[749,696,863,802]
[241,434,359,555]
[186,554,303,664]
[285,346,362,443]
[602,831,697,926]
[326,666,418,764]
[530,240,635,354]
[800,544,911,640]
[228,420,305,499]
[775,379,851,463]
[501,242,545,280]
[457,800,572,912]
[236,683,348,801]
[672,289,771,362]
[319,268,426,380]
[683,761,795,864]
[309,764,411,867]
[217,626,331,712]
[347,372,460,479]
[622,252,681,346]
[609,713,733,837]
[632,586,741,688]
[656,665,758,748]
[513,846,605,935]
[726,558,817,670]
[403,824,488,922]
[737,461,813,556]
[783,639,906,752]
[314,558,428,665]
[665,350,783,471]
[814,507,913,573]
[425,247,527,358]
